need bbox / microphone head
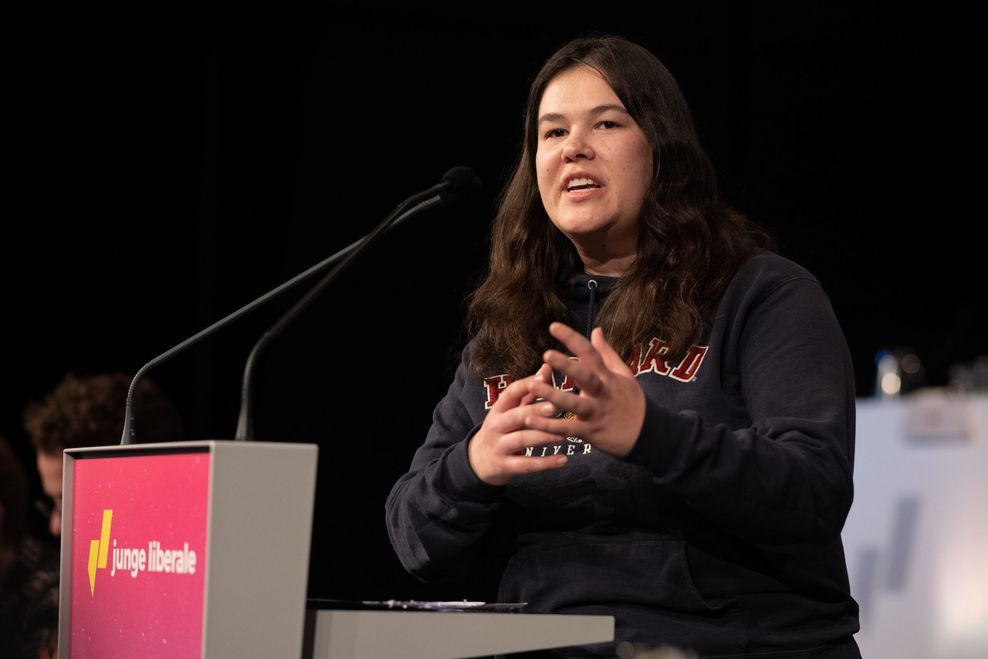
[439,166,482,205]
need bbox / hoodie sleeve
[385,351,505,582]
[625,273,856,550]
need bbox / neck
[581,252,635,277]
[570,226,637,277]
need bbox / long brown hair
[466,35,771,378]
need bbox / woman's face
[535,65,653,275]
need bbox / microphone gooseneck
[234,167,480,440]
[122,167,480,445]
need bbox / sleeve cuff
[443,430,505,502]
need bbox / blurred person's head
[23,372,183,536]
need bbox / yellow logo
[87,509,113,595]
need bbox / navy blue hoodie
[386,251,861,658]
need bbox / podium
[58,440,614,658]
[59,440,318,658]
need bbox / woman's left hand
[524,322,646,457]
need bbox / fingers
[498,324,615,407]
[521,408,588,440]
[591,327,633,376]
[544,323,635,393]
[525,384,589,417]
[495,425,570,474]
[547,322,612,393]
[549,322,605,369]
[473,323,639,485]
[469,416,568,485]
[520,363,554,406]
[485,384,565,442]
[501,428,567,454]
[536,362,554,381]
[491,370,545,412]
[542,349,604,395]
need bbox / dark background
[3,5,984,601]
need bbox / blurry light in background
[876,350,902,397]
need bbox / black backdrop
[3,5,984,601]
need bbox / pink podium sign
[68,451,210,659]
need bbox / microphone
[119,167,480,445]
[233,165,481,439]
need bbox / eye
[543,128,566,139]
[598,120,620,130]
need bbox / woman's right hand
[467,364,568,486]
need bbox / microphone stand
[119,238,366,444]
[233,195,442,440]
[121,169,475,445]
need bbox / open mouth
[566,177,601,192]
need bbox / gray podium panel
[304,609,615,659]
[60,440,318,659]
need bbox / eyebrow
[537,104,631,125]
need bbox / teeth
[567,177,598,191]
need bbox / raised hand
[468,363,568,485]
[524,322,646,457]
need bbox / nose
[562,131,594,161]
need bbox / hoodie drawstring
[585,279,599,338]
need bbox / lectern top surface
[306,598,527,612]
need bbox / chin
[553,209,604,228]
[558,220,615,239]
